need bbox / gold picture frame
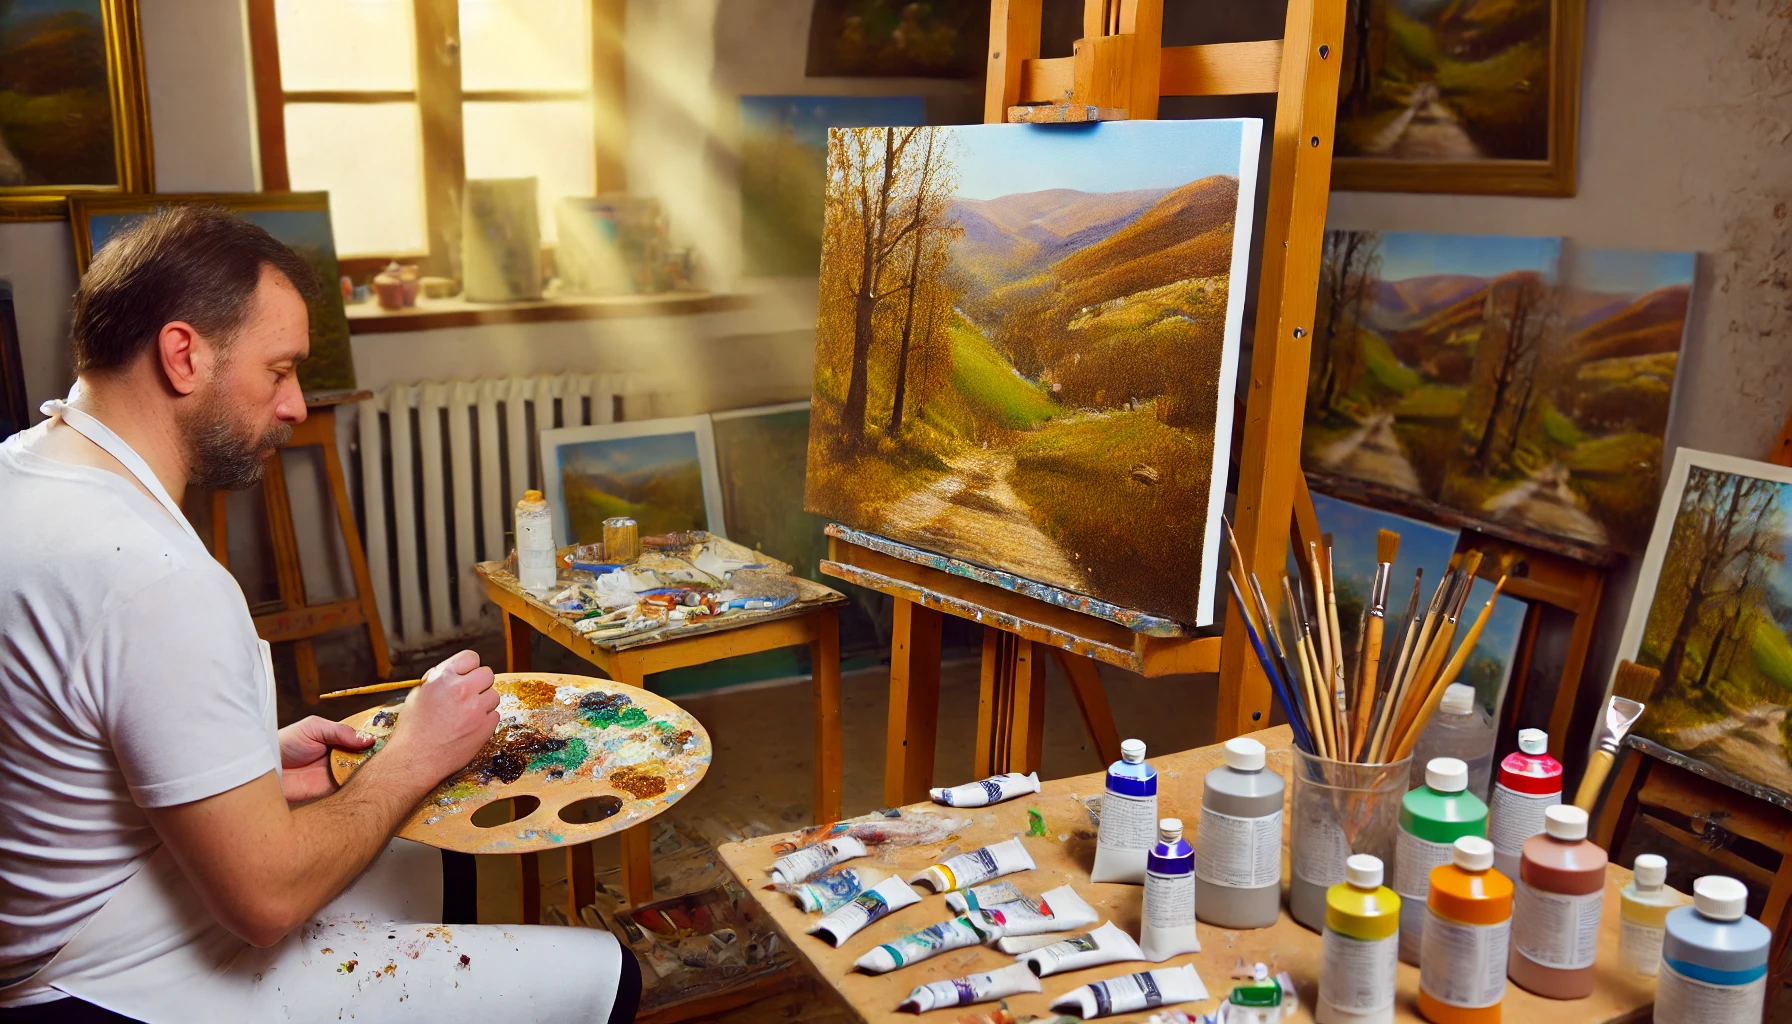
[1330,0,1584,197]
[0,0,154,221]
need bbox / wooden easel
[822,0,1347,805]
[208,390,392,703]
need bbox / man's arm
[143,651,499,947]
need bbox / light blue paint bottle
[1656,875,1771,1022]
[1091,738,1158,884]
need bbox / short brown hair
[71,204,318,373]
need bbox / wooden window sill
[344,291,752,334]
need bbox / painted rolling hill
[950,187,1169,287]
[1564,284,1693,360]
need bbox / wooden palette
[330,672,712,855]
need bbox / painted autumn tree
[1648,468,1788,692]
[821,126,958,443]
[1466,273,1555,474]
[1311,229,1382,416]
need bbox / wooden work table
[718,727,1655,1024]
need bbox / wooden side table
[474,562,846,918]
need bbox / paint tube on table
[854,912,1001,973]
[990,885,1099,942]
[898,962,1042,1013]
[912,837,1036,893]
[1018,921,1146,977]
[946,880,1029,914]
[773,867,885,914]
[931,772,1042,808]
[809,876,921,947]
[1049,964,1209,1019]
[769,836,867,885]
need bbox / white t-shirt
[0,426,279,1004]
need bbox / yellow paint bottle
[1319,854,1401,1024]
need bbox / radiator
[354,373,652,653]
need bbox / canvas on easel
[803,119,1263,626]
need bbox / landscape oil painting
[803,119,1263,625]
[739,95,926,277]
[1334,0,1582,195]
[541,417,723,548]
[1622,450,1792,799]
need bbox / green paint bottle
[1394,757,1488,965]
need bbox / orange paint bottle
[1418,837,1512,1024]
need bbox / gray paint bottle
[1196,737,1285,928]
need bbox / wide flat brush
[1364,569,1422,761]
[1572,661,1659,812]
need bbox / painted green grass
[1361,331,1422,394]
[1752,621,1792,694]
[1394,384,1466,420]
[1563,430,1659,475]
[948,316,1062,430]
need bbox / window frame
[247,0,628,279]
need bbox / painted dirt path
[1660,702,1792,795]
[1479,464,1609,546]
[1315,412,1423,493]
[1358,83,1483,160]
[877,446,1089,590]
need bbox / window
[249,0,627,275]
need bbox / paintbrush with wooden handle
[1306,542,1333,698]
[1225,517,1303,717]
[1351,529,1399,760]
[1299,569,1342,758]
[1363,568,1422,763]
[320,678,424,700]
[1284,574,1331,759]
[1368,564,1453,763]
[1388,557,1479,755]
[1572,661,1659,812]
[1321,537,1351,757]
[1392,575,1508,762]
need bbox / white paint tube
[996,932,1065,954]
[773,867,885,914]
[1019,921,1146,977]
[911,836,1037,893]
[1050,964,1208,1019]
[809,876,921,947]
[769,836,867,885]
[945,880,1029,914]
[854,912,999,973]
[898,962,1042,1013]
[930,771,1041,808]
[990,885,1099,942]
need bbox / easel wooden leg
[1547,567,1604,764]
[1053,649,1122,766]
[320,411,392,680]
[620,824,654,906]
[1012,639,1046,775]
[260,451,320,704]
[977,631,1045,776]
[884,600,942,806]
[505,612,534,673]
[810,609,843,823]
[976,629,1006,779]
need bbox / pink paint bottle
[1487,730,1562,881]
[1508,805,1606,999]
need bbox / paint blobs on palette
[579,690,649,729]
[513,679,558,708]
[470,727,577,784]
[609,765,668,799]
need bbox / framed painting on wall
[804,0,989,78]
[69,192,357,393]
[803,119,1263,626]
[1618,448,1792,800]
[1331,0,1584,197]
[540,416,725,548]
[0,0,153,220]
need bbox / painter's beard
[182,396,292,491]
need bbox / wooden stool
[209,391,391,702]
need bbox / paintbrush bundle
[1221,518,1511,768]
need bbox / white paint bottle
[515,488,557,596]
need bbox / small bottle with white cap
[1409,683,1497,799]
[1417,836,1511,1024]
[1318,854,1400,1024]
[1487,729,1562,880]
[1394,757,1488,964]
[1655,875,1771,1021]
[1091,738,1158,884]
[1140,818,1200,961]
[1196,736,1284,928]
[1617,853,1680,975]
[1508,804,1605,999]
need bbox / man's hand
[278,717,372,803]
[384,649,499,785]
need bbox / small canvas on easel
[803,119,1263,626]
[1619,449,1792,799]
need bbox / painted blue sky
[741,95,926,150]
[91,207,339,260]
[559,432,700,478]
[1375,232,1560,284]
[1563,247,1696,294]
[946,120,1253,201]
[3,0,101,30]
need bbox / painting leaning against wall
[1620,449,1792,799]
[802,119,1263,626]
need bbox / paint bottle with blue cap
[1092,738,1158,884]
[1655,875,1771,1021]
